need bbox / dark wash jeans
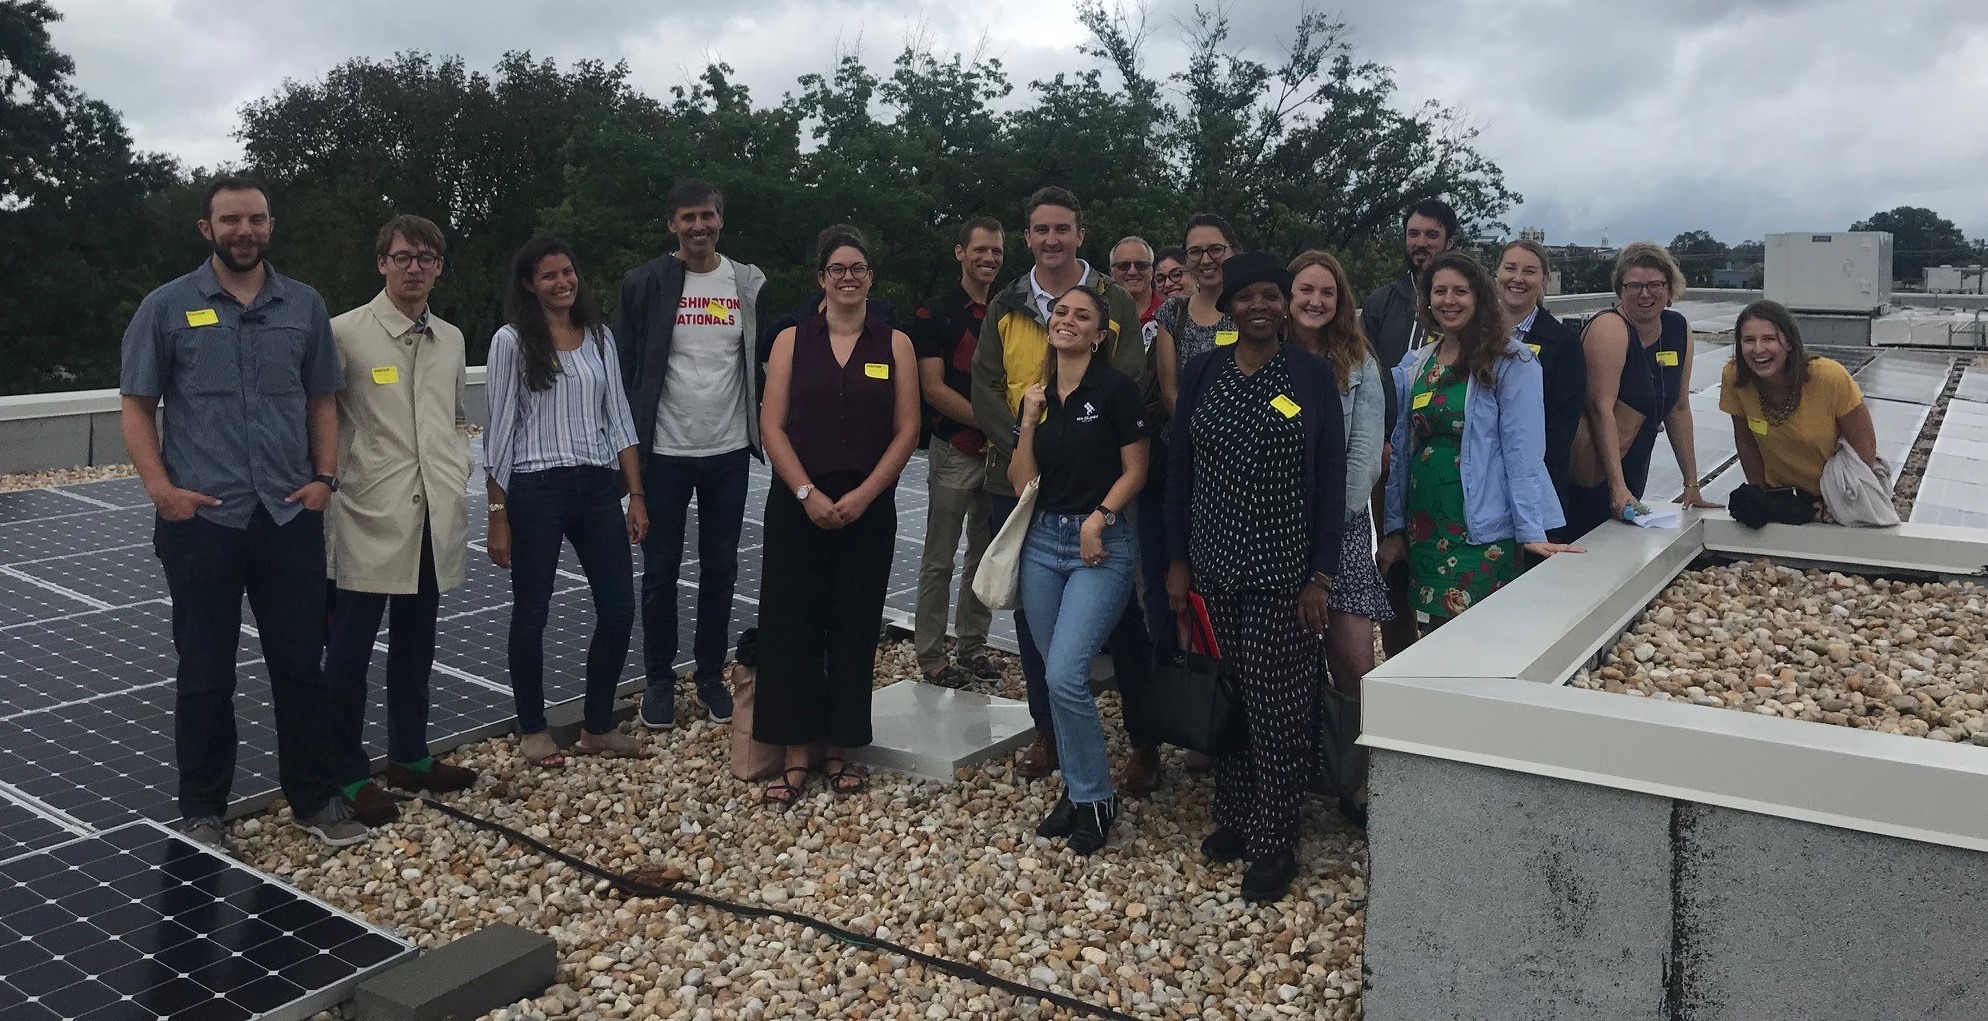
[505,466,635,736]
[640,448,750,688]
[988,493,1152,742]
[324,519,441,774]
[154,506,339,821]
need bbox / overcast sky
[49,0,1988,247]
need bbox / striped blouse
[483,324,639,492]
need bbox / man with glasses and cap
[322,214,479,828]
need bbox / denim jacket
[1340,352,1385,521]
[1384,337,1563,545]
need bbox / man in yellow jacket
[323,215,479,826]
[971,186,1154,780]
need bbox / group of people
[118,176,1887,904]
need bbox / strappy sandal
[764,766,810,807]
[575,728,651,759]
[822,757,865,796]
[518,731,564,769]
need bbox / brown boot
[1016,732,1058,778]
[1183,750,1216,774]
[1116,746,1162,797]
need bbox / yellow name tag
[1214,329,1238,347]
[371,365,400,385]
[706,301,730,320]
[864,362,890,379]
[1526,343,1541,355]
[1270,394,1301,418]
[184,309,218,327]
[1412,391,1433,410]
[1747,416,1769,435]
[1655,349,1680,367]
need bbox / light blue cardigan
[1383,337,1564,545]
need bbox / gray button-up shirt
[119,260,344,529]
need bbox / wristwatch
[1094,505,1119,526]
[312,474,339,492]
[795,484,814,501]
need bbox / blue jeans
[1018,512,1134,804]
[506,466,635,736]
[640,448,750,688]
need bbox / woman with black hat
[1163,251,1347,903]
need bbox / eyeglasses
[387,252,443,269]
[1156,268,1188,284]
[1111,261,1151,273]
[1620,280,1669,296]
[824,263,872,280]
[1186,243,1230,262]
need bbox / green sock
[394,756,436,773]
[340,780,370,800]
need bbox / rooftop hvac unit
[1765,232,1893,313]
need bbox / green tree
[1850,206,1970,282]
[1667,230,1730,286]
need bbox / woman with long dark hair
[484,235,650,768]
[1283,249,1389,825]
[1011,284,1149,854]
[753,226,920,806]
[1166,251,1346,902]
[1377,252,1578,634]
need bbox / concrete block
[1672,802,1988,1021]
[846,680,1035,780]
[352,923,555,1021]
[0,414,90,474]
[88,410,132,465]
[1364,751,1670,1021]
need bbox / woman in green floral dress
[1378,252,1584,632]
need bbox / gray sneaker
[295,798,368,848]
[179,816,227,848]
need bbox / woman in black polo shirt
[1165,251,1346,903]
[1009,285,1149,855]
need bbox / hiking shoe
[179,816,227,848]
[694,672,734,723]
[296,799,367,848]
[639,684,676,730]
[385,759,478,793]
[961,654,1002,680]
[924,664,973,689]
[346,782,400,827]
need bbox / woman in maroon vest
[754,226,921,805]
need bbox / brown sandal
[822,757,864,796]
[518,731,565,769]
[764,766,810,807]
[575,728,651,759]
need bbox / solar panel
[1855,351,1951,406]
[0,820,411,1021]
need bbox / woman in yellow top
[1718,300,1879,517]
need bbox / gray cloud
[48,0,1988,244]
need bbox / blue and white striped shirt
[483,324,640,492]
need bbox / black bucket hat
[1216,250,1293,314]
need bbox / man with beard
[321,214,479,828]
[615,179,769,729]
[1361,197,1460,657]
[911,215,1004,688]
[118,177,362,848]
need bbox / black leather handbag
[1145,595,1245,756]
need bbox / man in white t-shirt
[614,179,770,729]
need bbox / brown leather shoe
[1182,750,1216,774]
[384,759,479,793]
[1016,732,1058,778]
[346,781,400,827]
[1116,746,1162,797]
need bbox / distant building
[1520,227,1546,244]
[1924,265,1986,294]
[1712,268,1751,288]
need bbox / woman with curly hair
[1377,252,1580,633]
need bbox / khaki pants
[914,441,993,673]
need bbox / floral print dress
[1406,359,1518,620]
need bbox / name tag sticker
[1526,343,1541,355]
[371,366,400,385]
[1748,416,1769,435]
[1214,329,1239,347]
[184,309,218,327]
[1412,391,1433,410]
[1270,394,1301,418]
[864,362,890,379]
[1656,349,1680,367]
[706,301,730,320]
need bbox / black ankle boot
[1200,827,1246,863]
[1067,797,1117,855]
[1241,849,1299,903]
[1036,791,1076,839]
